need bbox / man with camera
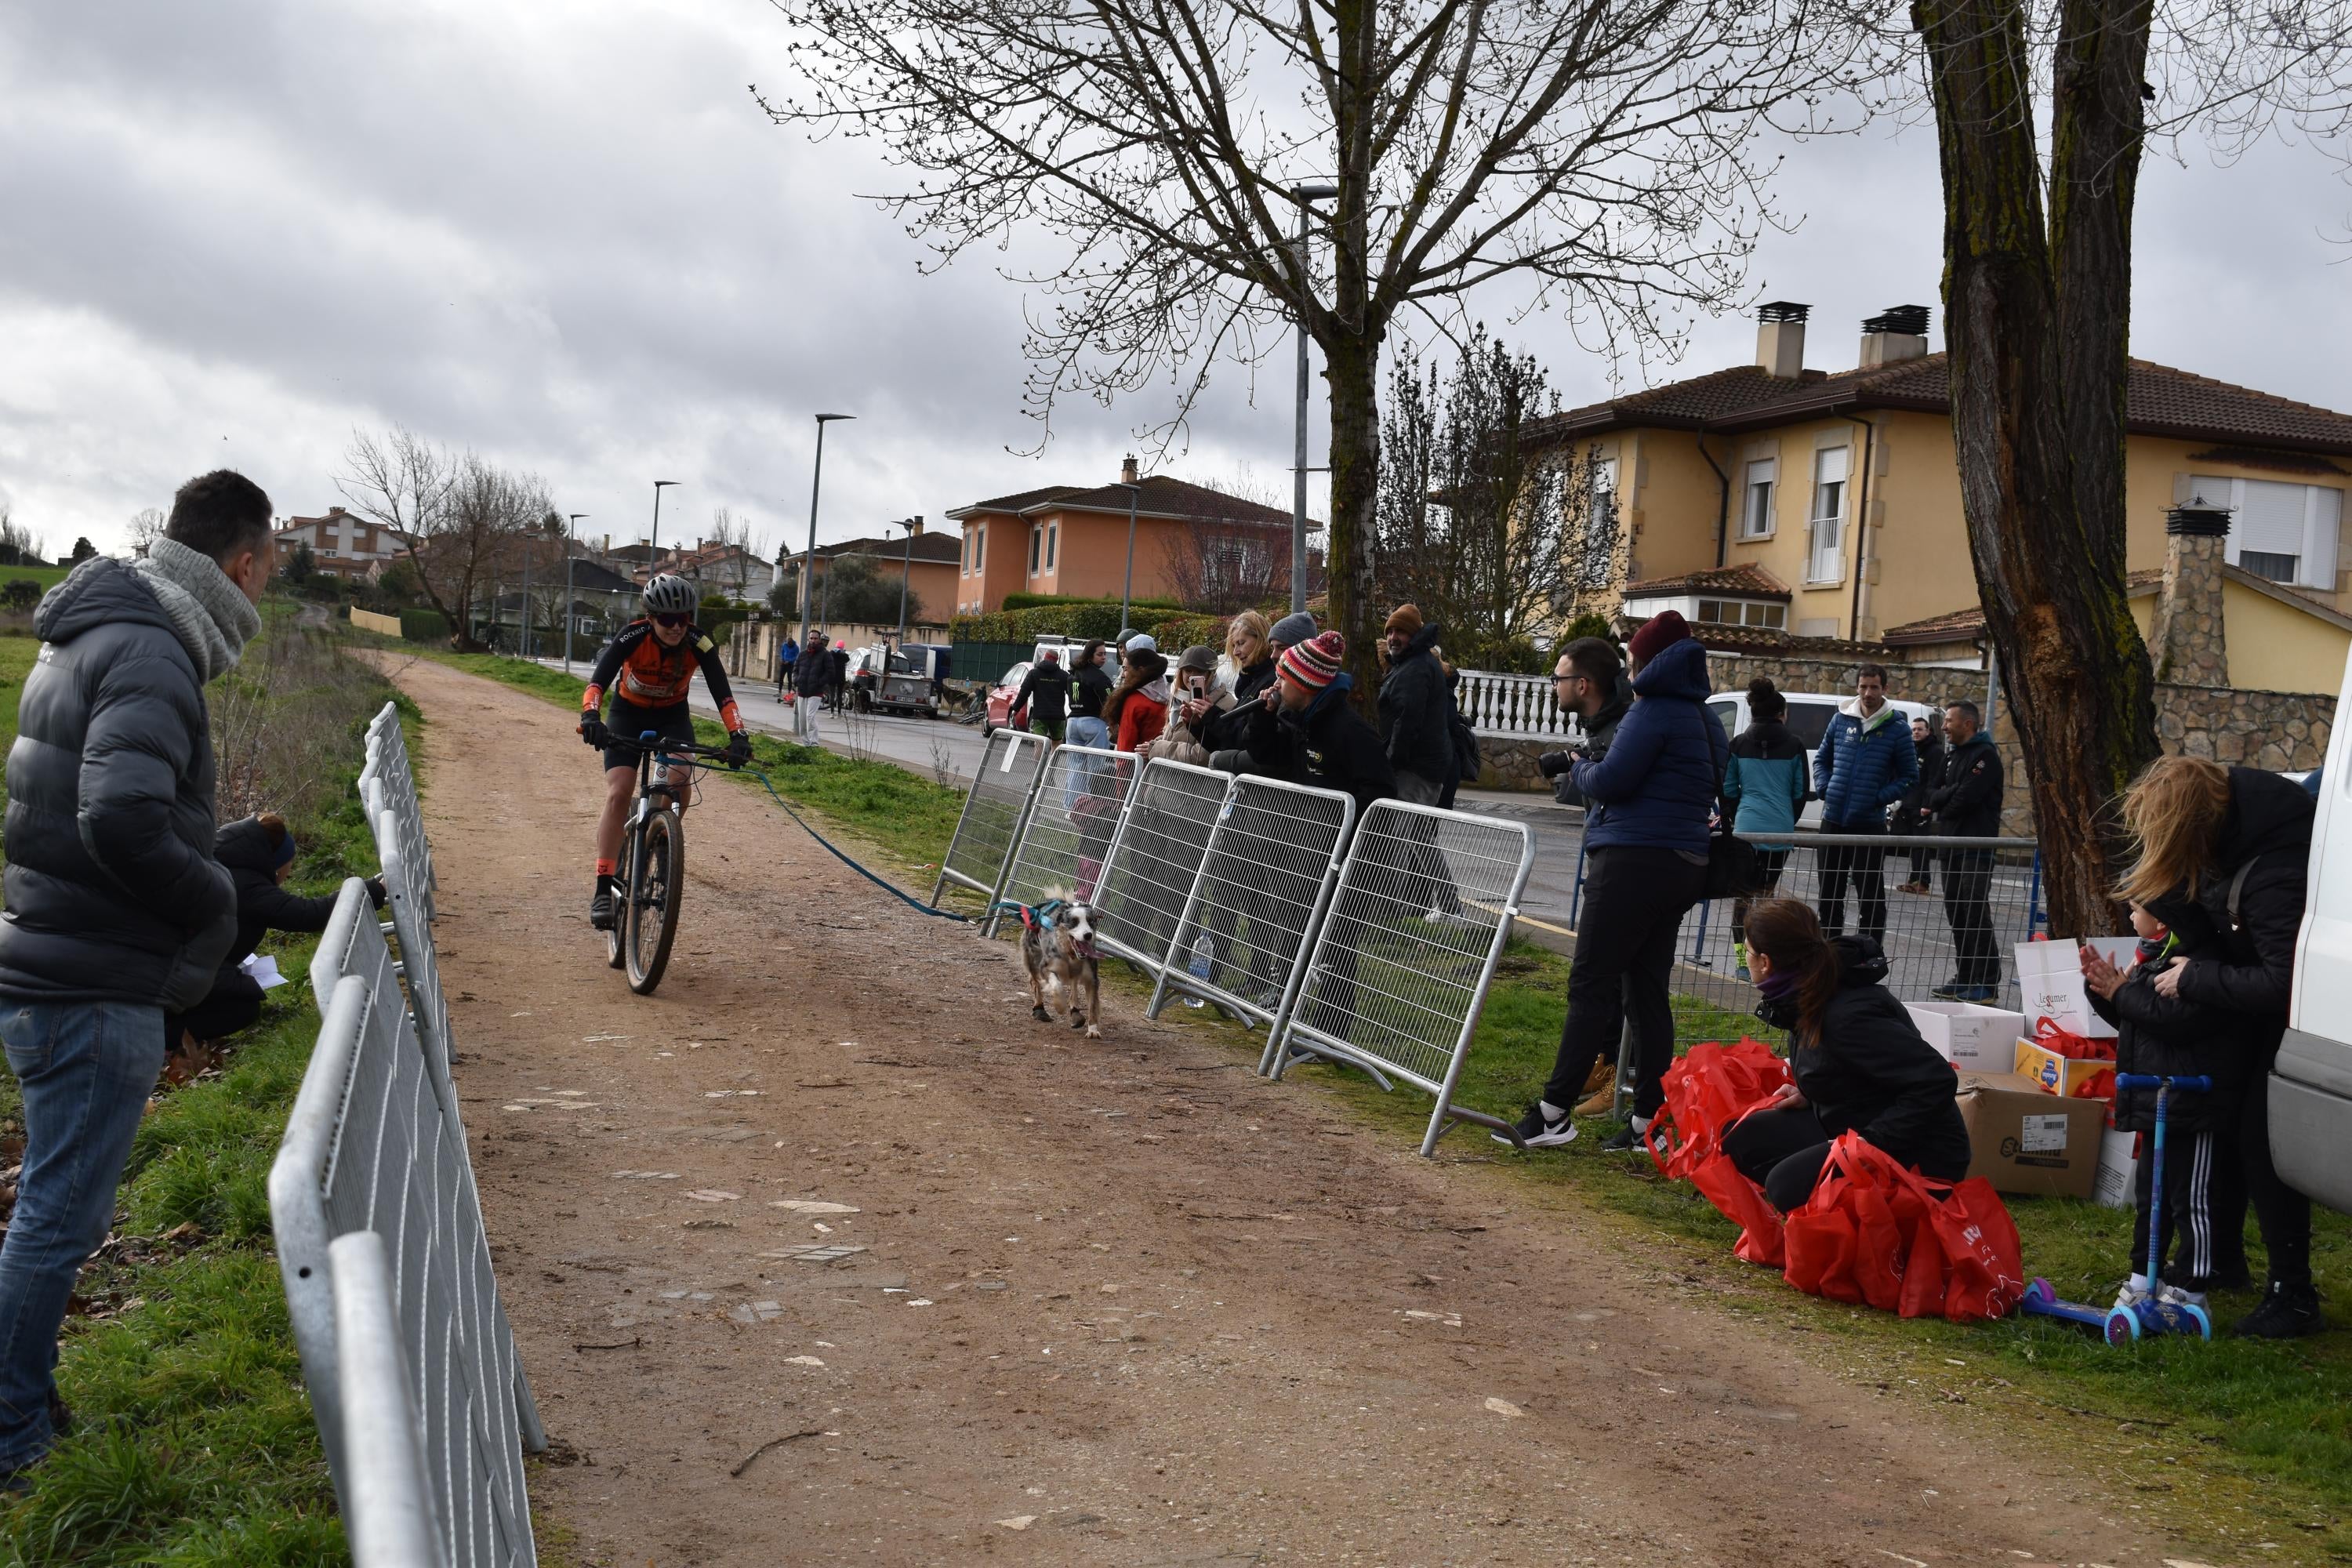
[1537,637,1632,803]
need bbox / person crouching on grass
[2082,900,2244,1318]
[1722,899,1971,1212]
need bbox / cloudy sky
[3,1,2347,563]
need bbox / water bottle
[1183,931,1214,1007]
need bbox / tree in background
[702,507,764,600]
[0,515,47,569]
[0,580,41,615]
[1377,329,1594,669]
[1913,0,2352,933]
[759,0,1898,697]
[339,427,547,652]
[281,542,316,584]
[69,538,96,564]
[818,552,925,627]
[767,577,798,619]
[127,508,166,557]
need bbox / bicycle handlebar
[608,730,742,764]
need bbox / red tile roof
[1533,354,2352,455]
[1622,563,1792,601]
[951,475,1297,529]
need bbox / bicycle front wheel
[625,809,684,994]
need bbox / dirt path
[394,657,2180,1566]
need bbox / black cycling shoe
[2234,1282,2325,1339]
[589,887,616,931]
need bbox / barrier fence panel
[363,702,436,920]
[928,728,1051,911]
[1646,829,2044,1056]
[1089,759,1232,982]
[1145,774,1355,1033]
[984,745,1142,936]
[1265,801,1537,1155]
[376,806,457,1098]
[332,1230,452,1568]
[276,887,543,1567]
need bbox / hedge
[998,590,1188,615]
[399,608,451,644]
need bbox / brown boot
[1575,1085,1618,1118]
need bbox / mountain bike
[605,731,739,994]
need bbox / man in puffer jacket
[0,469,272,1483]
[1503,611,1722,1154]
[1811,663,1917,946]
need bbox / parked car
[847,644,939,717]
[1705,688,1940,829]
[2276,645,2350,1214]
[983,660,1031,737]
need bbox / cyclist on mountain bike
[577,573,753,928]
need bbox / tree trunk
[1323,328,1385,702]
[1918,0,2160,938]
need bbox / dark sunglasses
[652,612,689,629]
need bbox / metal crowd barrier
[1087,759,1231,984]
[362,702,436,920]
[1265,801,1537,1154]
[984,744,1144,936]
[375,804,456,1098]
[275,884,543,1566]
[1145,773,1354,1033]
[332,1230,450,1568]
[927,728,1051,911]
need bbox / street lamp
[1111,477,1142,643]
[564,514,588,673]
[797,415,855,649]
[1290,181,1339,616]
[885,516,921,647]
[650,480,680,569]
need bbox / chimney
[908,514,925,535]
[1120,454,1140,485]
[1859,305,1931,368]
[1755,301,1809,379]
[2150,492,2233,687]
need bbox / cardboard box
[1955,1072,2109,1199]
[2013,1035,2118,1099]
[1907,1002,2029,1071]
[2013,939,2122,1040]
[2092,1124,2140,1210]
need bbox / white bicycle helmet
[643,573,696,615]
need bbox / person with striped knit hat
[1243,630,1396,819]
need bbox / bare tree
[127,507,167,557]
[703,506,762,599]
[1158,514,1296,615]
[338,426,467,637]
[1912,0,2352,932]
[757,0,1896,694]
[0,514,47,568]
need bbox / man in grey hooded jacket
[0,469,270,1481]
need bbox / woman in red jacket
[1107,644,1170,754]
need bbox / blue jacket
[1570,637,1724,855]
[1813,698,1918,828]
[1722,718,1808,849]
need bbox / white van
[2276,647,2349,1213]
[1705,689,1939,829]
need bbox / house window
[1045,522,1058,572]
[2191,474,2343,590]
[1739,459,1776,539]
[1696,597,1786,630]
[1809,447,1849,583]
[973,525,985,573]
[1028,525,1042,575]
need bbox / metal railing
[276,883,544,1566]
[984,744,1143,935]
[1089,759,1231,983]
[928,728,1051,911]
[1265,801,1537,1153]
[361,702,436,920]
[332,1229,449,1568]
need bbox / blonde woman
[2103,754,2319,1338]
[1194,610,1276,764]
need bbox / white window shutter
[2308,486,2343,590]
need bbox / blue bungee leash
[731,762,973,923]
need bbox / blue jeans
[0,1000,165,1470]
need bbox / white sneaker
[1496,1104,1577,1149]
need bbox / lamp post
[1289,181,1338,616]
[649,480,679,568]
[797,415,855,649]
[564,514,588,673]
[1111,481,1142,641]
[887,516,920,647]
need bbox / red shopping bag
[1780,1134,2026,1322]
[1688,1150,1788,1267]
[1648,1040,1793,1266]
[2028,1018,2118,1101]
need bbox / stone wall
[1473,648,2334,844]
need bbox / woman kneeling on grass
[1723,899,1971,1211]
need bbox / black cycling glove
[725,730,753,767]
[580,713,608,750]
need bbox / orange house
[946,459,1298,615]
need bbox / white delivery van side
[2275,644,2352,1214]
[1706,691,1938,829]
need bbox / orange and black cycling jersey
[583,619,744,732]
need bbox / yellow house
[1532,302,2352,692]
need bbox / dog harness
[993,897,1094,957]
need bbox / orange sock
[594,858,616,877]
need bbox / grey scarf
[135,537,262,682]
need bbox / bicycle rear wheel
[625,809,684,994]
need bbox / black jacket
[1069,660,1113,720]
[794,642,831,699]
[215,816,343,969]
[1250,677,1397,820]
[1198,656,1276,753]
[0,558,236,1008]
[2089,925,2246,1134]
[1013,660,1072,724]
[1551,677,1631,808]
[1896,730,1945,829]
[1928,731,2003,838]
[1758,936,1972,1180]
[2153,766,2315,1051]
[1376,625,1453,784]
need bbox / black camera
[1537,746,1583,779]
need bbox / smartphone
[1187,675,1207,699]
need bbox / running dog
[1018,887,1102,1038]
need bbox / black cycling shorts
[601,697,696,772]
